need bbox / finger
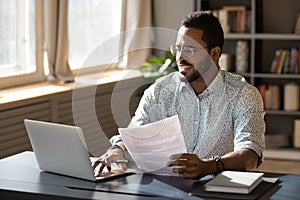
[167,156,199,167]
[169,152,197,160]
[92,160,101,170]
[119,163,127,170]
[169,153,187,160]
[95,164,106,177]
[167,159,187,167]
[178,172,198,179]
[172,166,198,178]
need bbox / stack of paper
[118,115,187,176]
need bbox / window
[0,0,123,90]
[0,0,44,89]
[68,0,123,71]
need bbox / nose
[176,50,187,62]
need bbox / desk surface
[1,151,300,200]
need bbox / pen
[95,160,128,164]
[111,160,128,164]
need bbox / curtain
[44,0,73,82]
[120,0,152,69]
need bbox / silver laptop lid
[24,119,96,181]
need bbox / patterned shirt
[124,69,265,162]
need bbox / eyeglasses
[170,45,207,57]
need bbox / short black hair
[181,10,224,52]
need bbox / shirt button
[194,121,198,124]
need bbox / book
[282,50,290,74]
[275,49,287,74]
[289,48,298,73]
[271,85,280,110]
[257,84,267,109]
[214,6,248,33]
[203,171,264,194]
[264,88,272,110]
[223,6,247,33]
[270,49,281,73]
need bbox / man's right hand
[92,145,127,177]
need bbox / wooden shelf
[253,73,300,79]
[254,33,300,40]
[264,148,300,161]
[225,33,300,40]
[265,110,300,115]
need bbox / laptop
[24,119,135,181]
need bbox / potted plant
[139,50,178,79]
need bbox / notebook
[203,171,264,194]
[24,119,135,181]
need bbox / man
[93,10,265,179]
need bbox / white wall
[152,0,195,56]
[153,0,194,30]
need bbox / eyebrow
[176,44,198,49]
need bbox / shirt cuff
[235,141,264,167]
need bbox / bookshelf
[200,0,300,151]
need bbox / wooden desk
[1,151,300,200]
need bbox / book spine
[213,6,249,34]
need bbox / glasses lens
[170,45,198,57]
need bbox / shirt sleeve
[233,84,266,166]
[129,75,178,127]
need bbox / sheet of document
[118,115,187,176]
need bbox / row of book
[213,6,251,33]
[257,84,281,110]
[257,83,299,111]
[269,48,300,74]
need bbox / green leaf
[148,57,164,65]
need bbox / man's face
[175,26,215,83]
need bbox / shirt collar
[202,69,224,96]
[177,69,225,97]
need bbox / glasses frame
[170,45,208,57]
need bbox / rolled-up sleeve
[233,84,266,166]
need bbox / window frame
[68,0,124,76]
[0,0,45,90]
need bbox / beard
[185,70,201,83]
[179,56,212,83]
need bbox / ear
[209,46,221,63]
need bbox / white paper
[118,115,187,176]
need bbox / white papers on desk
[118,115,187,176]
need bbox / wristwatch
[214,156,225,175]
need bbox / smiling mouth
[179,64,193,73]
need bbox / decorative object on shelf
[235,40,249,73]
[294,119,300,148]
[284,82,299,111]
[219,53,233,71]
[294,10,300,34]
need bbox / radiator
[0,101,51,158]
[0,77,149,158]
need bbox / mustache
[178,60,192,66]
